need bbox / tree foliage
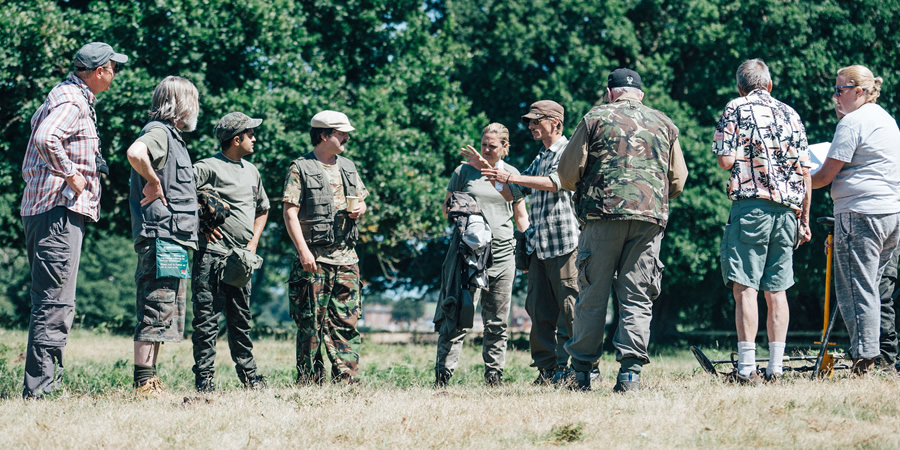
[1,0,898,338]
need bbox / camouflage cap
[197,189,231,234]
[215,112,263,143]
[608,68,642,91]
[74,42,128,70]
[521,100,564,124]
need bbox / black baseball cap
[607,68,642,91]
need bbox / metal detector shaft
[812,218,838,379]
[704,354,821,365]
[812,296,841,379]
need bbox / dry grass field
[2,328,900,448]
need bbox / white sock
[767,342,786,376]
[737,341,756,377]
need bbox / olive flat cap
[521,100,564,124]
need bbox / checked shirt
[21,74,102,221]
[520,136,580,260]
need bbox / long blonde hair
[837,65,883,104]
[149,76,200,131]
[481,122,510,158]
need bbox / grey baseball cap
[215,112,263,143]
[74,42,128,70]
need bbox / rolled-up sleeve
[32,102,81,178]
[558,120,589,191]
[668,138,688,199]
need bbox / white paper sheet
[808,142,831,174]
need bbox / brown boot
[852,358,875,376]
[135,376,165,396]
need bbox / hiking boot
[724,369,762,386]
[135,376,165,395]
[195,377,215,393]
[613,372,640,393]
[551,366,572,386]
[873,355,894,369]
[334,373,360,385]
[763,372,781,384]
[566,370,592,391]
[533,367,556,386]
[485,372,503,387]
[852,358,875,376]
[242,374,267,390]
[434,369,452,388]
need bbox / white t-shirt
[828,103,900,214]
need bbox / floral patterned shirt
[713,89,810,210]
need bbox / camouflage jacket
[558,94,684,228]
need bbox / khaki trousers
[565,220,664,371]
[525,250,578,370]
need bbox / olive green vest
[575,98,678,227]
[290,153,360,246]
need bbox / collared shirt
[519,136,580,260]
[713,89,810,210]
[20,74,102,221]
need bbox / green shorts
[720,199,798,291]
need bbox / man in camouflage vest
[282,110,368,384]
[558,68,688,392]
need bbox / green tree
[3,0,899,340]
[0,0,484,332]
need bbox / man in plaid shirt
[483,100,581,385]
[19,42,127,398]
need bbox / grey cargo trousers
[565,220,664,372]
[22,207,85,398]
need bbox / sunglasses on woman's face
[833,85,857,97]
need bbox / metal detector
[690,346,844,375]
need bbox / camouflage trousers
[133,239,187,342]
[288,259,361,383]
[191,250,257,382]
